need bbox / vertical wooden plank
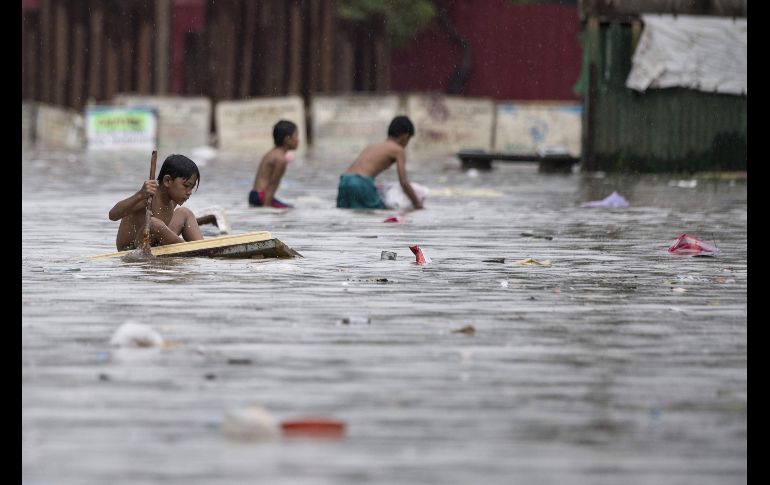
[39,0,52,103]
[320,0,335,93]
[259,0,286,95]
[239,0,257,98]
[28,17,40,100]
[208,2,221,101]
[104,13,119,102]
[137,2,153,95]
[373,19,390,92]
[22,12,38,100]
[53,0,69,106]
[223,0,237,99]
[69,0,86,110]
[273,0,287,95]
[585,63,598,170]
[22,10,28,99]
[155,0,171,94]
[287,0,303,96]
[119,3,134,94]
[360,28,373,91]
[29,12,39,101]
[308,0,321,94]
[334,27,353,92]
[88,0,103,102]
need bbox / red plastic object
[384,215,403,223]
[281,418,346,439]
[667,234,720,256]
[409,245,427,265]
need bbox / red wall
[391,1,582,100]
[171,0,207,94]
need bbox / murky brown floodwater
[22,149,746,484]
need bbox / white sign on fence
[35,103,85,150]
[405,94,494,155]
[115,95,211,154]
[85,106,157,151]
[311,95,401,156]
[494,102,582,156]
[215,96,306,155]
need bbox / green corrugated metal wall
[575,20,747,172]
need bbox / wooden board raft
[92,231,302,260]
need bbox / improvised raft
[92,231,302,260]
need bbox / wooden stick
[139,150,158,253]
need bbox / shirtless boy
[249,120,298,208]
[108,154,203,251]
[336,116,423,210]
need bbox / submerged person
[249,120,298,208]
[336,115,423,210]
[108,154,204,251]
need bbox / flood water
[22,150,747,484]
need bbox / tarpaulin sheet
[626,14,746,96]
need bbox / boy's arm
[262,158,288,207]
[395,151,424,210]
[108,179,157,221]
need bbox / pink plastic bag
[409,245,431,265]
[667,234,720,256]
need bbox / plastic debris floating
[581,191,630,208]
[222,407,280,441]
[667,233,720,256]
[377,182,429,210]
[109,322,164,348]
[514,258,552,267]
[409,245,431,265]
[281,418,346,439]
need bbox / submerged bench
[456,150,580,173]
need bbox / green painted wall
[575,21,746,172]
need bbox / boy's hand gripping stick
[139,150,158,254]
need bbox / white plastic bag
[377,182,429,210]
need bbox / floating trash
[667,234,720,257]
[520,232,554,240]
[452,325,476,336]
[381,251,397,260]
[227,358,253,365]
[281,418,346,439]
[109,322,164,348]
[195,206,232,234]
[409,245,431,265]
[514,258,552,267]
[669,179,697,188]
[580,191,630,208]
[377,182,428,211]
[222,407,280,441]
[383,215,404,223]
[339,317,371,325]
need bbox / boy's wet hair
[273,120,298,146]
[388,116,415,138]
[157,154,200,190]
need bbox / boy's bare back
[252,147,287,192]
[344,140,404,177]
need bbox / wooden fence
[21,0,391,112]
